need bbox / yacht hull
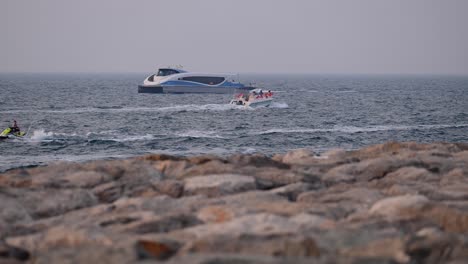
[138,85,253,94]
[248,98,273,108]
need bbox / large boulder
[369,195,430,220]
[19,189,98,219]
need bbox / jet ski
[0,127,26,140]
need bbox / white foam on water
[176,130,226,139]
[84,130,155,142]
[26,130,80,144]
[25,129,159,143]
[148,147,231,156]
[29,129,56,141]
[253,123,468,135]
[269,102,289,109]
[110,134,155,142]
[241,147,257,154]
[158,104,239,112]
[0,104,242,114]
[1,102,286,115]
[336,90,356,93]
[253,128,327,135]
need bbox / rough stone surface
[1,142,467,263]
[369,195,430,219]
[183,174,256,197]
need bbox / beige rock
[440,168,467,186]
[92,181,123,203]
[176,160,236,179]
[6,226,114,253]
[291,213,336,229]
[423,205,468,233]
[383,184,419,196]
[227,153,290,169]
[0,240,30,262]
[184,174,256,197]
[155,159,191,178]
[269,182,321,201]
[405,228,468,264]
[428,184,468,201]
[0,142,467,263]
[318,187,383,205]
[197,206,235,223]
[135,239,179,260]
[321,148,347,160]
[369,195,430,220]
[339,238,408,263]
[151,179,184,198]
[245,167,304,189]
[0,195,32,228]
[383,167,434,182]
[20,189,98,219]
[183,213,301,238]
[124,213,202,234]
[323,156,423,185]
[280,148,316,165]
[164,253,317,264]
[32,170,112,188]
[218,191,293,215]
[33,244,133,264]
[183,234,321,257]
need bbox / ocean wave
[109,134,155,142]
[27,129,155,143]
[175,130,226,139]
[0,101,290,114]
[0,104,242,114]
[158,104,241,112]
[253,124,468,135]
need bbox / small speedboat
[138,67,255,94]
[229,89,274,108]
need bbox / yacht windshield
[157,69,179,76]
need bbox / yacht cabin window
[157,69,179,76]
[181,76,225,85]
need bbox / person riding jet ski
[10,120,21,134]
[1,120,24,138]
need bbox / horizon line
[1,71,468,77]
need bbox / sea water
[0,73,467,172]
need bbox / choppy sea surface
[0,73,467,172]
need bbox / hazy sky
[2,0,468,75]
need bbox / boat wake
[0,104,244,115]
[27,129,155,143]
[29,129,63,141]
[0,101,290,115]
[269,102,289,109]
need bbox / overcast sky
[1,0,468,75]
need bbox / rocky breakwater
[1,142,468,264]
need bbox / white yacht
[138,68,254,94]
[229,88,274,108]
